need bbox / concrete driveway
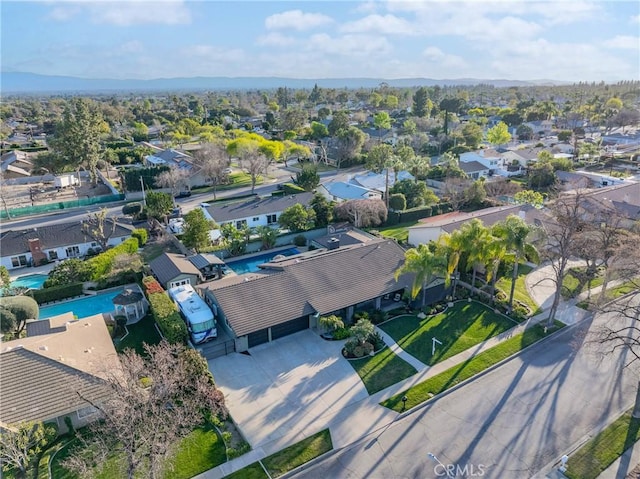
[208,329,368,449]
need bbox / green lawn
[227,429,333,479]
[163,425,226,479]
[192,172,264,197]
[379,302,517,366]
[603,281,639,301]
[115,314,163,355]
[262,429,332,478]
[561,267,605,299]
[496,264,542,315]
[374,221,419,244]
[50,424,226,479]
[565,410,640,479]
[381,321,564,412]
[348,346,417,395]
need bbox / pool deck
[8,262,57,281]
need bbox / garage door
[271,316,309,341]
[248,328,269,348]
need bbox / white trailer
[168,284,217,344]
[54,174,79,188]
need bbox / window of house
[253,217,260,222]
[266,214,277,224]
[11,255,28,267]
[65,246,80,257]
[48,250,58,260]
[77,405,98,419]
[236,220,247,229]
[170,279,190,288]
[91,242,97,247]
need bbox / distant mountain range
[0,71,570,94]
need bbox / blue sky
[2,1,639,82]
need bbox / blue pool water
[226,248,300,275]
[10,273,48,290]
[39,288,124,320]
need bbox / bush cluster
[142,277,188,344]
[131,228,148,247]
[87,238,139,280]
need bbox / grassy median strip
[565,410,640,479]
[348,346,417,395]
[381,322,564,412]
[225,429,333,479]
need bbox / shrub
[368,331,385,350]
[332,327,351,340]
[353,311,370,322]
[370,309,389,325]
[30,282,83,304]
[293,234,307,247]
[389,193,407,211]
[87,238,139,280]
[45,259,94,287]
[131,228,148,247]
[122,202,143,217]
[142,276,164,295]
[147,292,188,344]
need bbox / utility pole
[140,176,146,207]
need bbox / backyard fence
[1,193,125,219]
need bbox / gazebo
[112,286,148,324]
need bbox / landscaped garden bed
[379,301,519,367]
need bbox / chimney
[518,210,526,220]
[327,237,340,250]
[28,238,47,266]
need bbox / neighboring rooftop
[202,192,314,223]
[149,252,202,285]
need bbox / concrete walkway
[598,440,640,479]
[200,266,607,479]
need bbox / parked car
[175,190,192,198]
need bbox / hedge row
[142,277,188,344]
[282,183,306,194]
[384,202,453,226]
[30,282,84,305]
[87,238,140,280]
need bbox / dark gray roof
[201,239,413,337]
[459,161,489,173]
[0,348,111,425]
[188,253,225,270]
[441,205,546,233]
[0,220,132,257]
[112,289,144,305]
[149,252,202,285]
[26,319,65,337]
[204,192,314,223]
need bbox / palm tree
[255,225,278,250]
[395,243,448,307]
[459,219,491,289]
[483,234,509,302]
[492,215,539,313]
[438,229,466,298]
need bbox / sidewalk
[598,440,640,479]
[200,265,595,479]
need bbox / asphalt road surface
[294,306,640,479]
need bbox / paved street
[293,307,640,479]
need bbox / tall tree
[373,111,391,142]
[278,204,316,232]
[255,225,278,250]
[81,209,117,251]
[182,209,214,252]
[335,126,366,169]
[145,191,174,220]
[395,243,448,306]
[367,144,394,209]
[412,87,430,118]
[492,215,539,313]
[49,98,106,184]
[459,219,491,289]
[64,342,226,479]
[193,142,229,200]
[333,199,387,228]
[295,164,320,191]
[155,168,190,197]
[487,121,512,146]
[328,110,350,136]
[310,193,333,228]
[226,138,268,194]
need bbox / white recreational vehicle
[168,284,217,344]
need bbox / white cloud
[341,14,416,35]
[352,1,379,14]
[604,35,640,50]
[265,10,333,31]
[632,14,640,24]
[256,33,296,47]
[422,46,467,69]
[47,1,192,26]
[307,33,393,57]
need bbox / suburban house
[201,192,314,229]
[0,312,117,433]
[199,238,424,352]
[143,147,208,188]
[310,224,378,249]
[460,149,506,177]
[349,170,415,193]
[407,204,545,246]
[556,171,592,190]
[459,160,491,179]
[1,150,32,178]
[0,220,133,270]
[581,182,640,227]
[317,181,381,203]
[523,120,554,137]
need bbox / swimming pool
[226,248,300,275]
[39,288,124,320]
[9,273,48,290]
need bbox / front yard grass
[381,321,564,412]
[565,409,640,479]
[496,264,542,315]
[348,346,417,395]
[374,221,420,244]
[49,423,226,479]
[115,314,162,355]
[224,463,268,479]
[379,302,517,366]
[561,266,605,299]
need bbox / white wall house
[0,221,132,271]
[201,192,315,230]
[317,181,382,203]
